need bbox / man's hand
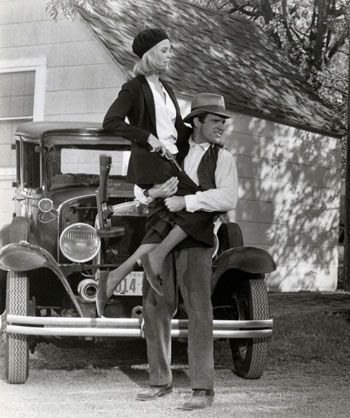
[164,196,186,212]
[148,177,179,199]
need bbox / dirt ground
[0,291,350,418]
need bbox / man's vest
[177,141,221,191]
[175,143,221,196]
[174,143,222,250]
[196,144,221,191]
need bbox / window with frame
[0,71,35,121]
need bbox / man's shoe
[136,384,173,401]
[182,389,214,410]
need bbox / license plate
[113,271,144,296]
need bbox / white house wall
[0,0,342,291]
[0,0,127,224]
[224,114,341,291]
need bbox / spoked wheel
[229,275,270,379]
[4,271,29,384]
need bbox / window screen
[0,71,35,119]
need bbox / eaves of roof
[76,0,344,138]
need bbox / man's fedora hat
[183,93,231,123]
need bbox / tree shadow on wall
[223,115,341,292]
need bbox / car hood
[48,184,135,206]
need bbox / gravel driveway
[1,292,349,418]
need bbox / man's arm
[165,150,238,213]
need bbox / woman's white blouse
[146,76,178,155]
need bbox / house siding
[222,113,341,291]
[0,0,341,291]
[0,0,127,224]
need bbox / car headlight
[38,198,54,213]
[59,223,100,263]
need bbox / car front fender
[0,216,30,249]
[0,269,6,314]
[213,246,276,283]
[0,241,83,317]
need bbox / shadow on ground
[1,291,350,375]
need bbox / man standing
[135,93,238,410]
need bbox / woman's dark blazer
[103,74,192,184]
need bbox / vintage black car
[0,122,275,384]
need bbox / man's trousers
[142,247,214,390]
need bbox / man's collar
[189,137,211,150]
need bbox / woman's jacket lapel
[139,75,157,136]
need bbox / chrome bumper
[3,315,273,339]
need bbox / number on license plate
[113,271,144,296]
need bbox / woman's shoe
[96,270,110,317]
[140,254,163,296]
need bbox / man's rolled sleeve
[184,194,201,212]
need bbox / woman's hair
[133,43,167,75]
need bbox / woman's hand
[148,177,179,199]
[147,134,167,157]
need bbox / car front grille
[104,296,142,318]
[106,215,147,265]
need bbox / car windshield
[46,144,131,190]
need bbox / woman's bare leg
[106,243,158,297]
[97,226,188,316]
[96,243,157,317]
[141,225,187,278]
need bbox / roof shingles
[76,0,342,136]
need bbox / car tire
[230,275,270,379]
[4,271,29,384]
